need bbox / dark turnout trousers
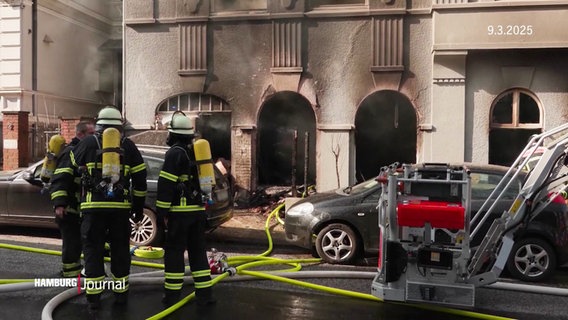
[81,209,131,305]
[163,212,214,305]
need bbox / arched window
[490,89,542,129]
[489,89,542,166]
[156,93,232,160]
[156,93,229,114]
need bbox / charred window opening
[257,92,316,187]
[157,93,228,113]
[156,93,231,161]
[489,89,542,166]
[355,90,416,182]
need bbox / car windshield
[470,171,520,200]
[342,178,379,195]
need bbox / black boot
[195,287,216,307]
[87,293,101,312]
[162,289,180,308]
[114,291,129,305]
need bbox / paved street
[1,229,568,320]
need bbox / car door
[359,187,382,252]
[0,174,11,215]
[142,155,162,209]
[469,170,521,246]
[6,163,53,222]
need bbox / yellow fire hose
[131,246,165,259]
[0,202,516,320]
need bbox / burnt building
[123,0,568,195]
[2,0,568,198]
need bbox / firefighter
[50,121,95,278]
[157,111,216,307]
[70,106,147,311]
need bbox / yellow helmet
[168,112,195,135]
[96,106,123,126]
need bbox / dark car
[284,163,568,282]
[0,145,233,247]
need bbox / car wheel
[130,208,160,246]
[315,223,359,264]
[506,237,556,282]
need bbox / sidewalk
[205,209,289,246]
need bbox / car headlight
[286,202,314,216]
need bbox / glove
[131,211,144,224]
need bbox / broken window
[156,93,231,160]
[489,88,542,166]
[157,93,228,113]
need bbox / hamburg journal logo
[34,275,126,294]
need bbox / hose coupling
[225,267,237,276]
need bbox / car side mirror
[22,171,33,181]
[22,170,44,187]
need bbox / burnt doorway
[195,113,231,160]
[355,90,416,182]
[257,92,316,186]
[489,89,542,166]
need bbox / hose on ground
[131,246,165,259]
[0,203,556,320]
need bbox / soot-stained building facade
[123,0,568,196]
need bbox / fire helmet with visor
[166,111,195,146]
[96,106,123,126]
[167,111,195,136]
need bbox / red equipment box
[397,200,465,230]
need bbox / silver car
[0,145,233,246]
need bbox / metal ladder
[467,123,568,286]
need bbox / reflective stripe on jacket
[49,137,82,213]
[70,134,147,213]
[156,144,204,215]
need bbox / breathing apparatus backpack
[91,127,126,199]
[173,139,216,206]
[193,139,216,204]
[40,134,67,184]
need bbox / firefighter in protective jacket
[157,111,216,307]
[49,121,95,277]
[70,106,147,311]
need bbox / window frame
[490,88,543,130]
[156,93,231,124]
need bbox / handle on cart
[421,162,449,167]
